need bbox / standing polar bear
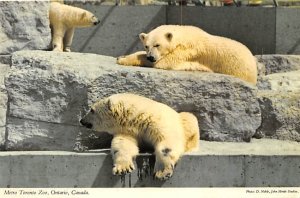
[80,93,199,180]
[49,2,100,52]
[117,25,257,85]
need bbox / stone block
[0,1,51,54]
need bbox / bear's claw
[112,162,135,176]
[154,168,174,181]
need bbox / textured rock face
[4,50,261,150]
[258,71,300,91]
[256,55,300,75]
[255,55,300,141]
[0,1,51,55]
[0,63,9,148]
[256,91,300,141]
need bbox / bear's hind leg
[111,134,139,176]
[51,25,65,52]
[154,142,183,180]
[63,28,75,52]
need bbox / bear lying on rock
[49,2,100,52]
[117,25,257,85]
[80,93,199,180]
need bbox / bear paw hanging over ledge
[80,93,199,180]
[49,1,100,52]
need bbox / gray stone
[256,55,300,76]
[5,117,112,151]
[0,64,9,127]
[0,1,51,55]
[0,127,5,150]
[6,117,90,151]
[0,63,8,150]
[6,50,261,146]
[0,87,7,128]
[0,55,11,65]
[258,71,300,91]
[255,91,300,142]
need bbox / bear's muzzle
[80,119,93,129]
[147,56,156,63]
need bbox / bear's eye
[145,45,149,49]
[154,44,160,48]
[90,109,95,114]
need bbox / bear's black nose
[94,20,100,25]
[147,56,156,62]
[80,119,93,129]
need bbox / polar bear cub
[80,93,199,180]
[117,25,257,85]
[49,2,100,52]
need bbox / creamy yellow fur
[80,93,199,180]
[49,2,100,52]
[117,25,257,85]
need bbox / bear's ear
[165,32,173,42]
[139,33,147,42]
[81,12,87,20]
[107,99,113,111]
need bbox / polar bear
[117,25,257,85]
[49,2,100,52]
[80,93,199,180]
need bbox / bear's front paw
[112,160,135,175]
[64,47,71,52]
[154,166,174,180]
[52,47,63,52]
[116,56,128,65]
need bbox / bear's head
[139,30,174,63]
[78,11,100,27]
[80,99,116,133]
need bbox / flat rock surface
[1,139,299,156]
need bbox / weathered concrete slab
[276,8,300,54]
[70,5,300,56]
[256,91,300,141]
[161,7,276,55]
[0,139,299,187]
[71,5,166,56]
[245,156,300,187]
[0,1,51,54]
[199,139,300,155]
[6,51,261,145]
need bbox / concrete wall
[1,150,299,187]
[276,8,300,54]
[71,6,300,56]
